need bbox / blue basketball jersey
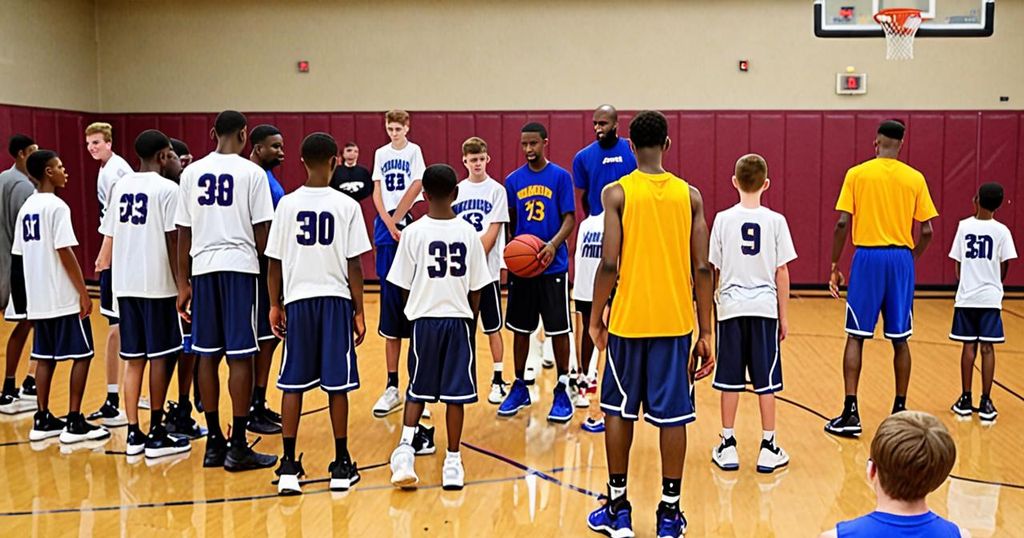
[572,137,637,216]
[837,511,960,538]
[267,169,285,209]
[505,162,575,274]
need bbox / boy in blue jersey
[820,411,967,538]
[572,105,637,217]
[498,123,577,423]
[247,124,286,435]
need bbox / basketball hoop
[874,8,925,60]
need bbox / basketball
[503,234,546,278]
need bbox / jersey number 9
[741,222,761,256]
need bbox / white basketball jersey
[709,204,797,320]
[99,172,179,298]
[949,217,1017,309]
[97,153,133,225]
[265,186,372,304]
[452,177,508,281]
[11,193,81,319]
[573,213,604,302]
[174,152,274,276]
[372,142,425,211]
[387,216,491,320]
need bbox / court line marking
[461,441,602,498]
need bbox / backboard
[814,0,995,37]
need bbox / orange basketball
[503,234,546,278]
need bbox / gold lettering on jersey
[516,185,553,199]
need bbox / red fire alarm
[738,60,749,72]
[297,60,310,73]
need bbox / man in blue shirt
[498,123,577,424]
[572,105,637,217]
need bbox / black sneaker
[824,412,862,438]
[951,394,973,417]
[329,459,361,491]
[978,398,998,423]
[411,424,436,456]
[203,436,228,468]
[86,400,127,427]
[60,414,111,444]
[146,428,191,459]
[0,391,34,415]
[262,406,282,424]
[29,411,66,441]
[165,401,207,439]
[225,438,278,472]
[246,408,282,435]
[276,456,306,496]
[126,427,147,456]
[20,377,37,398]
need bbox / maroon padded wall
[2,103,1021,286]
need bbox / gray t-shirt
[0,166,36,308]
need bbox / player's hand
[828,265,845,299]
[689,334,715,382]
[779,317,789,342]
[537,242,556,267]
[387,221,402,242]
[94,252,110,273]
[78,292,92,319]
[353,311,366,346]
[176,284,192,323]
[589,316,608,351]
[270,305,287,339]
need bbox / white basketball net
[876,11,923,60]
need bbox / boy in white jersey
[86,121,136,427]
[175,110,277,472]
[948,182,1017,423]
[267,133,372,495]
[572,196,604,432]
[16,150,110,445]
[709,154,796,474]
[388,164,490,491]
[452,137,509,404]
[100,130,190,459]
[371,109,426,418]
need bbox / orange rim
[874,8,925,28]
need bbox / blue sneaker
[587,502,634,538]
[582,416,606,433]
[497,379,531,417]
[656,508,687,537]
[547,385,574,423]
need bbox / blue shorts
[99,269,119,325]
[190,271,258,359]
[845,247,914,341]
[256,259,277,342]
[477,281,503,334]
[376,244,411,339]
[601,333,695,427]
[31,314,94,361]
[118,297,183,360]
[713,317,782,394]
[950,308,1005,343]
[181,320,193,354]
[407,318,476,404]
[277,297,359,393]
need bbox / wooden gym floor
[0,293,1021,537]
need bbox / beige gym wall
[0,0,99,111]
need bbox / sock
[492,363,504,384]
[387,372,399,389]
[151,409,165,429]
[335,437,349,463]
[283,437,296,461]
[608,474,627,513]
[252,386,267,408]
[763,430,775,444]
[2,377,15,396]
[844,395,858,415]
[107,391,120,408]
[722,427,735,440]
[556,374,569,392]
[981,392,990,401]
[446,449,461,461]
[962,391,972,399]
[893,396,907,411]
[128,423,143,436]
[231,416,248,445]
[659,477,681,513]
[400,425,417,445]
[205,411,223,440]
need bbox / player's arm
[955,261,961,281]
[95,235,113,272]
[253,221,270,256]
[392,179,423,224]
[507,203,517,239]
[539,211,576,267]
[348,257,366,346]
[267,257,286,339]
[690,185,714,381]
[912,219,934,260]
[1001,260,1010,281]
[828,211,852,298]
[589,184,624,351]
[57,247,92,319]
[176,225,192,321]
[481,222,501,254]
[165,230,178,284]
[469,289,482,319]
[776,264,790,341]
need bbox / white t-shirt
[387,216,491,320]
[949,217,1017,309]
[99,172,179,298]
[452,177,508,281]
[97,153,133,225]
[11,193,80,319]
[372,142,425,212]
[265,187,372,304]
[709,204,797,320]
[174,152,275,276]
[573,214,604,302]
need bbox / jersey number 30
[296,211,335,246]
[427,241,467,278]
[964,234,994,260]
[197,174,234,206]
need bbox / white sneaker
[373,386,403,418]
[756,439,790,474]
[442,455,465,490]
[0,394,35,415]
[422,406,431,420]
[488,382,508,405]
[711,436,739,471]
[390,443,418,488]
[138,396,151,410]
[542,356,555,369]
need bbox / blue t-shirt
[267,169,285,209]
[572,137,637,216]
[837,511,960,538]
[505,162,575,275]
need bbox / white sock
[107,384,119,394]
[763,430,775,443]
[557,374,569,388]
[493,363,504,373]
[609,484,626,500]
[722,428,735,440]
[661,493,680,504]
[400,425,417,445]
[446,450,461,461]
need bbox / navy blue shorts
[376,244,411,339]
[99,269,119,325]
[601,333,695,427]
[118,297,183,360]
[256,259,277,342]
[713,317,782,394]
[32,314,94,361]
[407,318,476,404]
[477,281,503,334]
[845,247,914,341]
[190,271,258,359]
[505,272,572,336]
[277,297,359,393]
[950,308,1005,343]
[181,320,193,354]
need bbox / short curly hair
[628,111,668,149]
